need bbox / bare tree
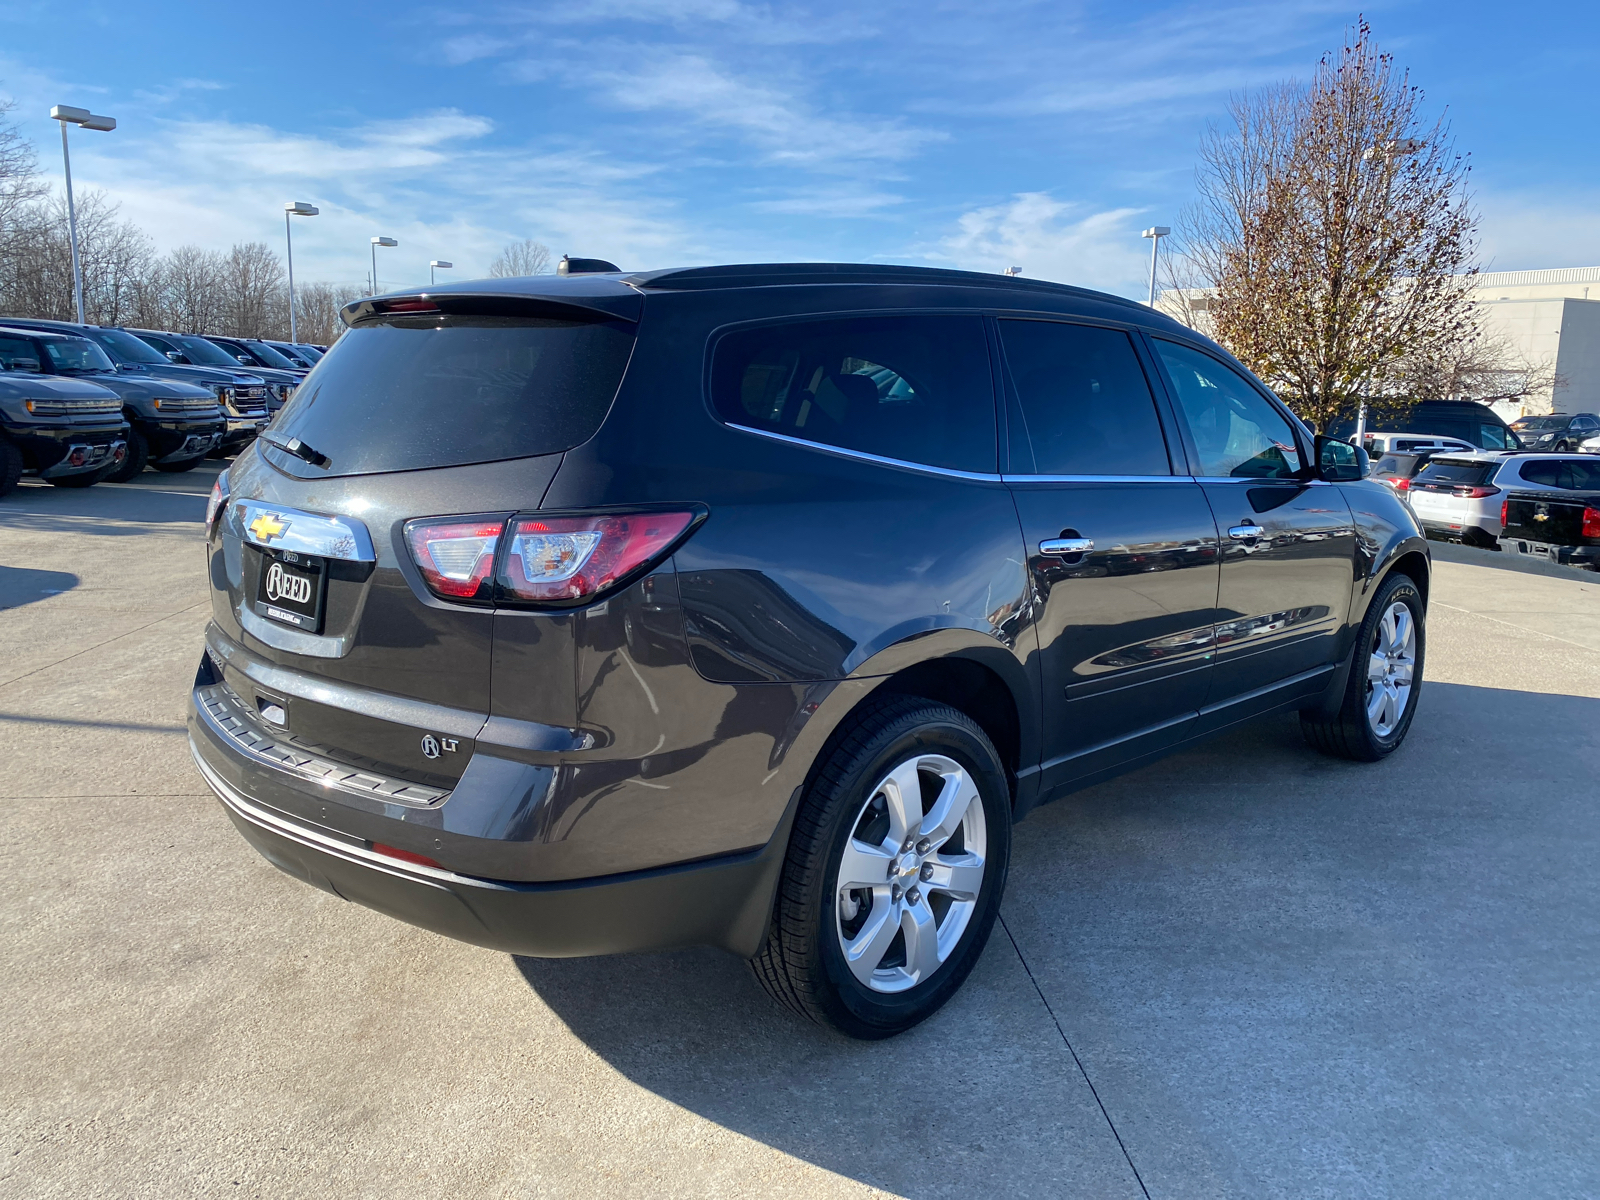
[161,245,227,332]
[292,281,363,346]
[1390,327,1560,412]
[488,239,552,278]
[0,93,46,260]
[221,242,285,338]
[0,189,154,325]
[1174,21,1479,431]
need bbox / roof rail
[623,262,1148,310]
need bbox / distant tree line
[0,94,554,346]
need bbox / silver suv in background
[1408,452,1600,547]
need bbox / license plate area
[254,548,327,633]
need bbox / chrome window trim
[1193,475,1329,486]
[725,422,1003,481]
[233,499,376,562]
[1002,474,1195,484]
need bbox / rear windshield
[1415,460,1495,486]
[1372,454,1420,477]
[263,314,634,477]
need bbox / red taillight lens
[404,519,501,601]
[371,842,442,870]
[1501,500,1510,526]
[1384,476,1409,493]
[499,511,697,605]
[1583,506,1600,540]
[1451,485,1500,499]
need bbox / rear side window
[997,319,1170,475]
[1372,454,1420,478]
[1153,340,1303,479]
[710,315,995,473]
[1517,459,1600,489]
[0,335,42,372]
[265,315,635,477]
[1415,460,1494,486]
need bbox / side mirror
[236,354,252,365]
[1316,434,1367,482]
[166,351,190,364]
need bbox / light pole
[49,105,117,324]
[1141,226,1171,308]
[284,202,318,343]
[429,260,453,286]
[1352,139,1425,445]
[369,236,398,295]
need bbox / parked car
[1331,399,1522,450]
[1412,453,1600,549]
[1367,451,1436,499]
[0,367,128,495]
[130,329,298,414]
[190,262,1428,1039]
[1509,412,1600,452]
[261,340,320,368]
[0,326,223,479]
[1361,433,1476,457]
[1499,465,1600,568]
[1582,432,1600,455]
[0,318,270,454]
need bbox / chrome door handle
[1040,537,1094,557]
[1228,523,1264,541]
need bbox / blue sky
[3,0,1597,300]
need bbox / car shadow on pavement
[0,565,78,610]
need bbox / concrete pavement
[2,470,1597,1198]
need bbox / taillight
[1583,506,1600,541]
[1385,476,1410,493]
[205,468,229,534]
[1501,500,1509,526]
[500,511,698,605]
[1451,485,1500,499]
[404,518,501,601]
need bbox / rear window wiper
[260,431,331,469]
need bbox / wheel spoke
[920,766,979,847]
[900,898,942,983]
[924,853,984,901]
[1367,679,1388,724]
[842,897,900,986]
[1367,652,1388,683]
[1379,606,1397,655]
[1390,607,1413,656]
[837,838,895,891]
[877,759,924,845]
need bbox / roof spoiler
[341,289,640,327]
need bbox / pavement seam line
[998,912,1152,1200]
[0,600,211,691]
[1432,600,1600,654]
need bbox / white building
[1159,265,1600,419]
[1468,266,1600,417]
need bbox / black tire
[101,430,148,482]
[751,695,1012,1039]
[0,437,22,498]
[1555,441,1570,453]
[1301,571,1425,761]
[151,455,202,473]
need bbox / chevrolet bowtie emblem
[248,512,289,542]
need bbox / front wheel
[752,696,1012,1039]
[1301,571,1425,761]
[101,430,148,482]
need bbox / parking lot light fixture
[429,260,453,286]
[1141,226,1171,308]
[370,237,398,295]
[284,202,319,343]
[50,105,118,324]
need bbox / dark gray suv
[190,263,1429,1038]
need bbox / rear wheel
[1301,571,1425,761]
[0,437,22,498]
[101,430,148,483]
[752,696,1011,1039]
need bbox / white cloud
[931,192,1150,297]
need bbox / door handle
[1040,537,1094,557]
[1228,523,1264,542]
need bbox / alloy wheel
[834,753,987,994]
[1365,600,1416,738]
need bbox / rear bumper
[1498,538,1600,567]
[189,734,789,959]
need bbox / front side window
[88,327,168,365]
[710,315,995,473]
[0,335,42,372]
[1154,340,1303,479]
[997,319,1170,476]
[171,335,242,367]
[1478,422,1512,450]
